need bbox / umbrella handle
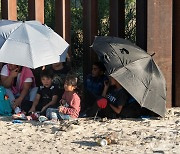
[94,109,99,121]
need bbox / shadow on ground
[72,140,98,147]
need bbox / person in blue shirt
[82,62,108,112]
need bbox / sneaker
[14,107,21,114]
[12,112,26,120]
[43,119,59,125]
[38,116,48,122]
[26,116,32,121]
[79,113,87,118]
[30,112,39,121]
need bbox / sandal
[38,115,48,122]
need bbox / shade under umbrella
[92,36,166,117]
[0,20,69,68]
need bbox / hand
[10,68,19,78]
[59,106,64,113]
[41,106,47,113]
[29,106,36,113]
[104,80,110,88]
[60,99,66,105]
[12,98,22,109]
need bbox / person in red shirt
[46,75,81,120]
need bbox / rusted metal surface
[83,0,98,75]
[173,0,180,107]
[0,0,175,108]
[136,0,147,50]
[55,0,63,37]
[1,0,17,20]
[147,0,172,107]
[109,0,125,37]
[28,0,44,24]
[55,0,71,43]
[55,0,71,59]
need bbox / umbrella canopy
[92,36,166,117]
[0,20,69,68]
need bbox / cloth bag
[0,86,12,116]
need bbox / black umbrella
[92,36,166,117]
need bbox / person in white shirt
[1,64,37,110]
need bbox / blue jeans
[46,108,71,120]
[6,87,38,105]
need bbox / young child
[28,69,59,116]
[46,75,81,121]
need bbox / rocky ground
[0,108,180,154]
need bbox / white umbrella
[0,20,69,68]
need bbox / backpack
[0,86,12,116]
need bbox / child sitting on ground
[45,75,81,121]
[28,69,59,116]
[12,69,58,120]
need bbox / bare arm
[45,95,58,107]
[19,82,32,101]
[41,95,58,112]
[1,68,19,88]
[13,82,32,109]
[29,94,41,113]
[109,104,123,114]
[102,80,110,97]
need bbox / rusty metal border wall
[0,0,174,107]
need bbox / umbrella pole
[94,109,99,121]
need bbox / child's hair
[93,61,106,72]
[65,75,78,87]
[40,68,54,79]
